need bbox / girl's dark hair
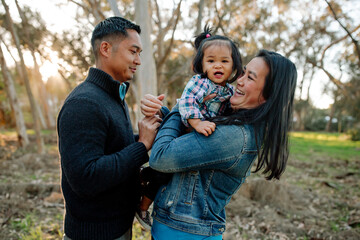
[211,49,297,180]
[192,25,243,83]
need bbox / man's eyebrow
[131,44,142,52]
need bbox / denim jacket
[149,108,263,236]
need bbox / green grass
[289,131,360,162]
[285,131,360,193]
[0,129,54,136]
[9,212,63,240]
[2,130,359,239]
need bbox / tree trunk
[107,0,121,17]
[325,104,335,132]
[195,0,205,35]
[31,51,55,129]
[2,0,44,153]
[134,0,158,129]
[15,0,55,129]
[337,113,342,133]
[0,44,29,147]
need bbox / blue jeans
[63,227,132,240]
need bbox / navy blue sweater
[57,68,149,240]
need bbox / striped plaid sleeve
[178,75,211,127]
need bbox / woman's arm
[149,109,244,173]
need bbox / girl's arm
[178,75,211,127]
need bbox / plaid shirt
[178,74,234,127]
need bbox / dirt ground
[0,132,359,240]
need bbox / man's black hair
[91,16,141,59]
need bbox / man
[57,17,163,240]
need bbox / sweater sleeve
[58,97,148,197]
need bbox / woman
[141,49,297,239]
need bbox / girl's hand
[203,93,217,102]
[140,94,165,117]
[188,119,216,137]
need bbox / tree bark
[0,44,29,147]
[2,0,44,153]
[325,103,335,132]
[134,0,158,129]
[107,0,121,17]
[15,0,55,129]
[195,0,205,35]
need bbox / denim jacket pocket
[154,185,176,212]
[243,149,258,154]
[185,171,198,204]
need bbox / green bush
[348,128,360,141]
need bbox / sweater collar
[85,67,130,101]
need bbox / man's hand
[140,94,165,117]
[188,119,216,137]
[138,115,162,150]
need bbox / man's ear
[99,41,111,58]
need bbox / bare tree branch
[157,1,182,69]
[325,0,360,66]
[321,24,360,60]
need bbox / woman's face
[230,57,269,110]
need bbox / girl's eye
[222,60,228,63]
[208,60,214,63]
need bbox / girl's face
[230,57,268,110]
[202,44,233,86]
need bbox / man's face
[107,29,142,83]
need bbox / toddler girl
[178,25,243,136]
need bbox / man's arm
[58,98,159,197]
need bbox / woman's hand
[141,94,165,117]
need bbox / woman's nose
[237,76,244,85]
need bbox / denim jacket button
[219,228,224,232]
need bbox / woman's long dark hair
[211,50,297,180]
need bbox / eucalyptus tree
[15,0,55,129]
[0,43,29,146]
[1,0,44,153]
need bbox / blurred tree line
[0,0,359,152]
